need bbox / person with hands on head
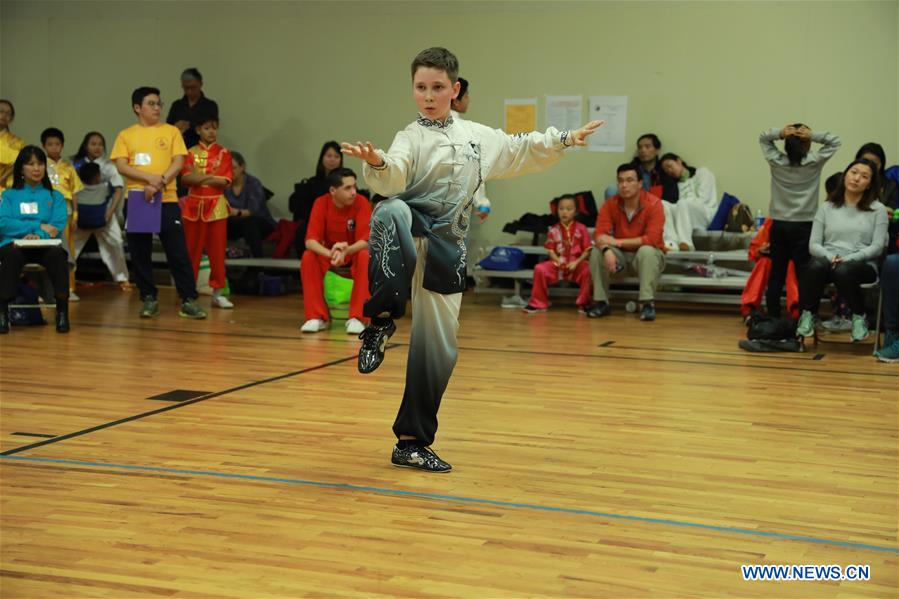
[341,46,602,473]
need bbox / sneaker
[850,314,869,343]
[640,302,656,321]
[69,291,80,302]
[391,443,452,473]
[345,317,366,335]
[822,315,852,332]
[139,296,159,318]
[577,305,589,315]
[212,294,234,309]
[358,319,396,374]
[179,299,207,319]
[522,304,546,314]
[875,337,899,363]
[883,330,898,348]
[796,310,815,337]
[301,318,328,333]
[586,302,611,318]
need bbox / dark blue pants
[126,202,198,301]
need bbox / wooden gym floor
[1,286,896,597]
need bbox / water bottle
[755,209,765,230]
[625,301,637,313]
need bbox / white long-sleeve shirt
[363,113,572,293]
[677,166,718,220]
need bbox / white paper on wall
[587,96,628,152]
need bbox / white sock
[213,289,222,298]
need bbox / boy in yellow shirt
[110,86,206,319]
[42,127,83,299]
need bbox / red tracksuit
[528,220,592,309]
[741,218,799,317]
[301,193,371,321]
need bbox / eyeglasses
[145,101,164,108]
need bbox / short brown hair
[411,47,459,82]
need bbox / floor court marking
[0,352,367,457]
[2,455,896,555]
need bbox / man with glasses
[111,86,206,319]
[588,163,667,321]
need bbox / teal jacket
[0,184,68,248]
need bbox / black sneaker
[640,302,656,321]
[586,302,611,318]
[522,304,546,314]
[357,319,396,374]
[391,443,452,473]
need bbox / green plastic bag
[323,271,353,319]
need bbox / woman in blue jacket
[0,145,70,333]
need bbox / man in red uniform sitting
[300,167,371,334]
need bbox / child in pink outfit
[524,195,593,313]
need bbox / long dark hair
[12,145,54,191]
[72,131,106,162]
[659,152,697,178]
[827,159,880,211]
[315,141,342,178]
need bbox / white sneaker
[212,294,234,309]
[301,318,328,333]
[345,318,366,335]
[69,291,80,302]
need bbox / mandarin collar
[416,113,454,130]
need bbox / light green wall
[2,0,896,252]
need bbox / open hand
[603,250,619,274]
[341,142,384,167]
[569,120,605,147]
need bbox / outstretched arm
[342,131,414,197]
[483,120,604,181]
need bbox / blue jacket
[0,184,68,248]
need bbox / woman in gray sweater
[797,159,889,341]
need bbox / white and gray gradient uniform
[362,113,573,445]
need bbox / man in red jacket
[588,163,666,321]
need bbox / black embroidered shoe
[391,444,452,473]
[357,319,396,374]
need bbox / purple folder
[126,189,162,233]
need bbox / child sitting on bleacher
[523,195,592,313]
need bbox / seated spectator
[588,163,666,321]
[72,131,127,228]
[874,212,899,362]
[300,167,370,335]
[796,159,888,342]
[741,217,798,320]
[659,153,719,251]
[0,99,24,194]
[71,162,130,289]
[290,141,343,256]
[603,133,677,203]
[166,67,219,149]
[223,151,274,258]
[825,143,898,209]
[0,146,70,333]
[523,195,592,314]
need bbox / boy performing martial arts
[342,47,601,472]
